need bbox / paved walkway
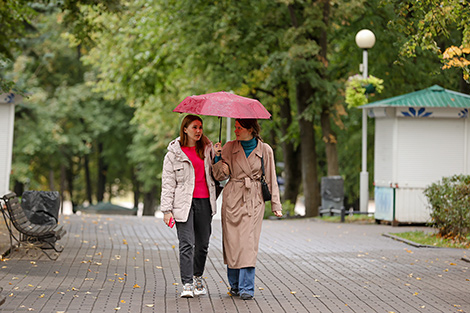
[0,214,469,313]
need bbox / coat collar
[233,140,264,178]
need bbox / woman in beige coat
[213,118,282,300]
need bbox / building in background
[361,85,470,224]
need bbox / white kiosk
[0,92,22,196]
[361,85,470,224]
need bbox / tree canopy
[3,0,467,216]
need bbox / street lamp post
[355,29,376,213]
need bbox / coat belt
[231,177,260,217]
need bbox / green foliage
[1,57,16,93]
[345,74,384,108]
[424,175,470,241]
[282,200,296,217]
[8,10,136,205]
[263,201,274,219]
[385,0,470,83]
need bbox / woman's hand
[221,162,230,176]
[214,142,222,157]
[273,211,283,218]
[163,212,174,226]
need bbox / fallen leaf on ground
[133,284,141,288]
[123,239,128,245]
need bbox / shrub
[424,175,470,240]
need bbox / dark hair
[180,115,209,159]
[235,119,263,141]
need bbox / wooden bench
[0,192,66,260]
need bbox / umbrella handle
[219,117,222,143]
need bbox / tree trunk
[296,81,321,217]
[66,160,76,211]
[13,180,24,197]
[318,0,340,177]
[97,142,107,202]
[320,108,340,176]
[84,154,93,204]
[279,96,301,204]
[49,168,55,191]
[132,170,140,209]
[143,185,157,216]
[60,164,66,214]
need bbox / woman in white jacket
[160,114,217,298]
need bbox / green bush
[424,175,470,240]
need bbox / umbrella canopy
[173,91,271,119]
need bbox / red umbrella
[173,91,271,141]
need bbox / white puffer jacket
[160,137,217,222]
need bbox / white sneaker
[193,276,207,295]
[180,283,194,298]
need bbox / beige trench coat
[212,140,282,268]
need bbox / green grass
[391,231,470,249]
[317,214,375,224]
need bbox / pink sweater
[181,146,210,198]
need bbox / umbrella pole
[219,117,222,143]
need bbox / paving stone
[0,215,468,312]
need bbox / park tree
[8,6,136,210]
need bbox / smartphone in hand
[168,217,175,228]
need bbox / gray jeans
[176,198,212,284]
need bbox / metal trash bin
[21,191,60,225]
[320,176,344,214]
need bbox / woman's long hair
[179,114,209,159]
[236,118,263,142]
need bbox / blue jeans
[227,266,255,296]
[176,198,212,284]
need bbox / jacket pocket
[173,164,184,183]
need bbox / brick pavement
[0,214,469,313]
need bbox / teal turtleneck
[240,137,257,158]
[214,137,257,163]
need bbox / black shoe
[240,293,253,300]
[229,288,239,296]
